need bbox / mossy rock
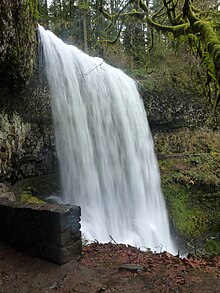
[156,128,220,251]
[0,0,38,90]
[20,188,45,204]
[204,239,220,256]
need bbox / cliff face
[0,0,37,90]
[0,0,56,183]
[0,80,56,183]
[139,76,219,132]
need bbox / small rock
[119,264,145,273]
[49,282,59,290]
[164,251,172,258]
[96,286,107,292]
[175,276,185,284]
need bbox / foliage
[156,128,220,250]
[98,0,220,108]
[162,184,208,242]
[38,1,220,108]
[204,238,220,256]
[133,42,206,94]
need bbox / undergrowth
[156,128,220,254]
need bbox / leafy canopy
[99,0,220,108]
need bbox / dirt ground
[0,241,220,293]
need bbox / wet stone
[119,264,145,273]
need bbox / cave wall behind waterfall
[0,0,56,183]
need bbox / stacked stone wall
[0,200,82,265]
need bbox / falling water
[39,25,176,254]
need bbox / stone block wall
[0,200,82,265]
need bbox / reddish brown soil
[0,241,220,293]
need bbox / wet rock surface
[0,0,56,183]
[0,78,57,183]
[12,174,60,198]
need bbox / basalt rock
[0,0,56,183]
[0,0,37,90]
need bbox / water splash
[39,25,176,254]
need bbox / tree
[99,0,220,108]
[38,0,49,27]
[123,19,147,68]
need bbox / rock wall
[0,78,56,183]
[135,49,220,131]
[0,0,57,183]
[143,87,209,130]
[139,83,219,131]
[0,199,82,264]
[0,0,37,89]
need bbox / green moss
[27,0,39,18]
[192,20,220,106]
[0,0,38,89]
[20,188,45,204]
[146,16,190,37]
[162,184,208,241]
[204,239,220,255]
[77,2,90,11]
[157,129,220,249]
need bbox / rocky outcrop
[144,87,209,130]
[0,79,56,182]
[0,0,37,90]
[0,0,56,183]
[139,84,218,131]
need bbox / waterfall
[39,25,176,254]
